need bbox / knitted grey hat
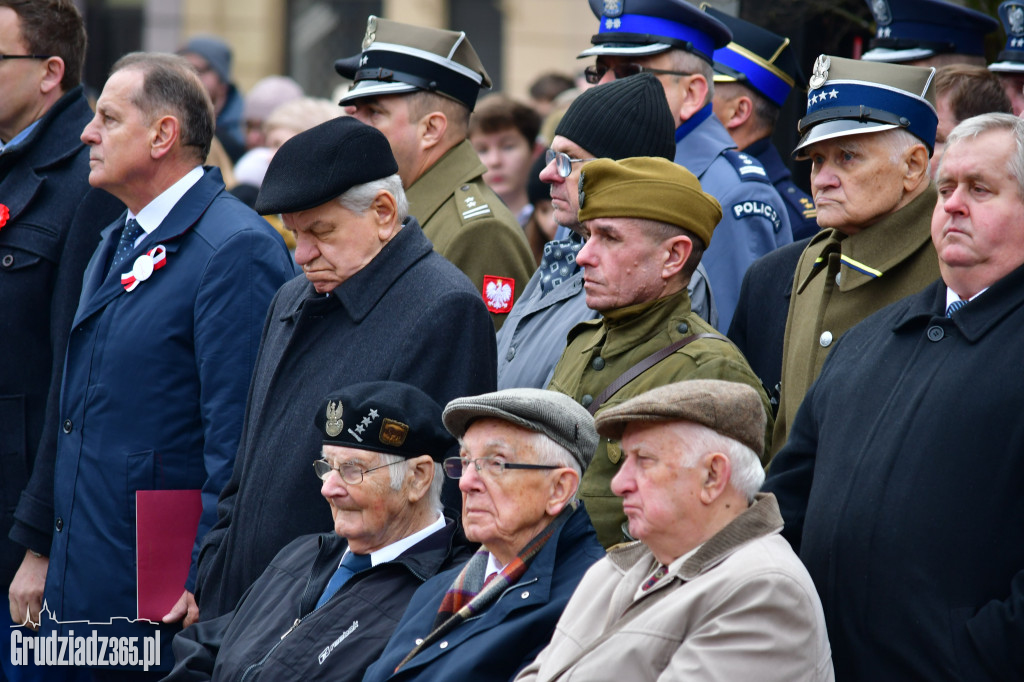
[554,72,675,160]
[442,389,598,472]
[180,35,233,85]
[594,379,766,456]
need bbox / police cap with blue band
[335,16,491,111]
[578,0,731,63]
[989,2,1024,74]
[861,0,998,64]
[703,6,800,107]
[794,54,937,155]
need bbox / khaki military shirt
[772,185,940,454]
[549,290,773,548]
[406,139,536,330]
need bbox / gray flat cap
[594,379,765,456]
[443,389,598,472]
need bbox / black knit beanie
[554,72,676,161]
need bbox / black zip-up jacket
[165,517,473,681]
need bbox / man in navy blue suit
[30,52,293,678]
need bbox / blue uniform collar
[675,103,713,143]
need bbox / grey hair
[666,49,715,102]
[337,174,409,222]
[378,452,443,513]
[456,429,582,500]
[677,423,764,503]
[942,112,1024,200]
[879,127,924,163]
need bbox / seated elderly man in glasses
[165,381,473,682]
[517,380,833,681]
[363,389,605,682]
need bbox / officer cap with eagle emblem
[335,16,491,111]
[860,0,998,64]
[315,381,455,462]
[990,1,1024,74]
[578,0,732,63]
[794,55,937,155]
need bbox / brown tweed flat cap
[593,379,765,456]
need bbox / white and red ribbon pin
[121,245,167,292]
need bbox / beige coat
[515,494,834,682]
[772,185,939,453]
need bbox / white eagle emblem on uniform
[486,279,512,309]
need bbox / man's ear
[40,57,65,95]
[699,452,731,505]
[661,234,694,281]
[678,74,711,121]
[418,111,449,152]
[150,115,180,159]
[545,468,580,517]
[720,94,753,131]
[903,143,931,192]
[369,190,400,241]
[404,455,435,504]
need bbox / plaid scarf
[395,505,575,671]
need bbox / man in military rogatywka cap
[496,73,718,392]
[547,156,772,548]
[861,0,998,68]
[706,7,817,240]
[989,1,1024,115]
[192,116,499,621]
[166,381,474,682]
[336,16,535,330]
[771,55,941,454]
[578,0,794,332]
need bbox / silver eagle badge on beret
[325,400,344,437]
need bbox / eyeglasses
[0,54,51,62]
[443,456,561,480]
[545,148,597,178]
[313,458,400,485]
[583,64,692,85]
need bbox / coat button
[819,331,833,347]
[591,357,605,370]
[521,591,530,599]
[55,517,63,532]
[460,185,470,191]
[677,322,689,334]
[415,638,423,645]
[927,326,944,342]
[439,641,448,649]
[835,273,841,286]
[62,419,73,433]
[581,394,593,407]
[1,254,13,268]
[506,347,516,361]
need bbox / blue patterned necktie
[538,235,584,294]
[316,551,372,608]
[110,218,145,273]
[946,299,967,317]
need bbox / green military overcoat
[406,139,536,330]
[772,185,940,453]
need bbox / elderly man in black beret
[166,381,473,681]
[363,388,605,682]
[193,117,498,621]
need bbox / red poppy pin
[0,203,9,229]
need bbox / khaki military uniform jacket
[772,185,940,454]
[548,290,773,547]
[406,139,536,329]
[515,494,834,682]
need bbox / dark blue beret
[254,116,398,215]
[315,381,455,462]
